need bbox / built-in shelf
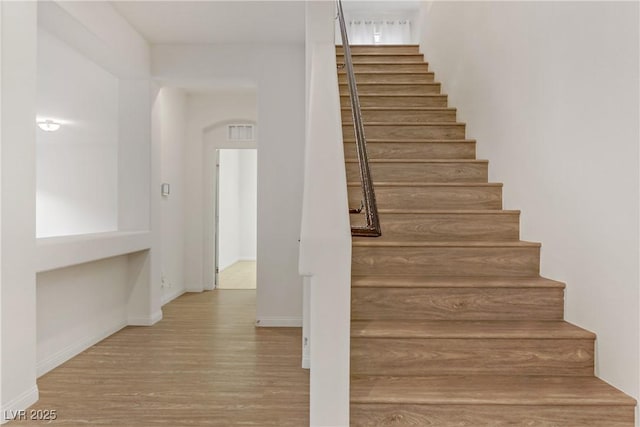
[36,230,152,273]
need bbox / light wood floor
[13,290,308,426]
[218,261,256,289]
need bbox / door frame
[202,120,257,290]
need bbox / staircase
[338,45,636,426]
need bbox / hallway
[13,291,308,426]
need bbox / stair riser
[347,185,502,210]
[337,54,424,63]
[339,84,441,95]
[376,212,520,241]
[343,124,465,140]
[342,95,447,108]
[351,338,594,376]
[351,246,540,276]
[340,63,429,73]
[338,73,435,84]
[351,287,563,320]
[336,46,420,55]
[350,404,634,427]
[344,142,476,160]
[342,109,456,123]
[346,162,488,183]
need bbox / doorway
[215,148,257,289]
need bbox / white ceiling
[111,1,306,44]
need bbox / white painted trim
[128,310,162,326]
[185,283,204,292]
[1,385,39,424]
[36,231,151,273]
[161,288,186,306]
[255,317,302,327]
[36,321,127,377]
[302,356,310,370]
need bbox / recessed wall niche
[36,29,119,238]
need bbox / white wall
[36,29,119,238]
[239,149,257,261]
[151,39,309,327]
[418,0,639,406]
[153,87,187,305]
[182,91,257,292]
[1,1,156,419]
[36,256,129,376]
[219,149,241,270]
[219,148,257,271]
[0,1,39,416]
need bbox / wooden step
[343,123,465,140]
[338,72,435,84]
[344,140,476,160]
[347,182,502,210]
[351,241,540,277]
[351,320,595,377]
[354,210,520,241]
[336,45,420,55]
[351,276,564,321]
[339,63,429,73]
[341,94,447,108]
[339,83,441,95]
[337,54,424,63]
[345,160,488,183]
[342,107,456,123]
[351,376,636,427]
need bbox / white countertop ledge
[36,231,152,273]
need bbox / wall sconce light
[37,120,61,132]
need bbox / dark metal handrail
[336,0,381,237]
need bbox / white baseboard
[302,356,310,369]
[255,316,302,327]
[185,283,204,292]
[36,321,127,377]
[1,385,39,424]
[161,287,186,306]
[128,310,163,326]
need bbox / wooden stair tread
[344,139,475,143]
[351,375,636,406]
[351,276,565,289]
[336,44,419,47]
[339,82,439,86]
[351,320,595,339]
[347,182,502,187]
[342,107,454,111]
[342,94,443,97]
[345,159,486,164]
[343,122,464,126]
[351,240,541,248]
[377,209,519,214]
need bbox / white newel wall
[301,2,352,426]
[417,0,640,417]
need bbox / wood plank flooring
[11,291,308,426]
